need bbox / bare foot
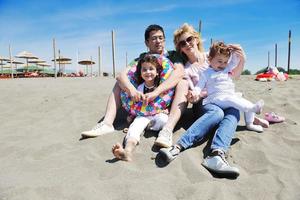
[112,143,132,161]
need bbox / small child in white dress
[112,54,168,161]
[192,41,264,132]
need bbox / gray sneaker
[202,150,240,178]
[154,127,172,148]
[159,145,181,163]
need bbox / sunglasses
[178,36,194,48]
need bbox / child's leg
[244,112,263,133]
[112,116,150,161]
[112,138,138,161]
[148,113,168,131]
[214,95,264,113]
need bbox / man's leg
[154,79,189,147]
[102,83,122,126]
[202,107,240,178]
[81,83,121,137]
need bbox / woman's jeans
[177,103,240,153]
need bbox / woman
[159,23,268,177]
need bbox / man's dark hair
[144,24,165,41]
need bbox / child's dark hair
[208,41,231,60]
[145,24,165,41]
[136,54,162,86]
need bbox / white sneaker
[202,150,240,178]
[246,123,263,133]
[81,122,114,137]
[154,127,172,148]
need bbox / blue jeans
[177,103,240,153]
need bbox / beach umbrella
[28,59,46,70]
[78,60,95,76]
[52,56,72,75]
[28,59,46,64]
[6,60,24,71]
[15,51,38,71]
[0,56,9,75]
[37,62,51,74]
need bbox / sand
[0,76,299,200]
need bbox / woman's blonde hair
[173,23,204,53]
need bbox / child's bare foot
[112,143,132,161]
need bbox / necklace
[145,84,155,89]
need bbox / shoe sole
[81,133,99,138]
[154,140,171,148]
[81,130,114,138]
[201,163,240,178]
[159,148,176,163]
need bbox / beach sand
[0,76,299,200]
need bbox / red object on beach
[255,72,288,81]
[255,73,276,81]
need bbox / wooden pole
[275,43,277,67]
[53,38,57,78]
[77,49,79,73]
[58,49,61,76]
[125,51,128,67]
[210,38,213,46]
[267,51,270,67]
[90,56,93,77]
[9,44,13,79]
[112,30,116,78]
[287,30,291,74]
[198,20,202,34]
[98,46,101,77]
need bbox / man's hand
[128,87,143,102]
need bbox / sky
[0,0,299,74]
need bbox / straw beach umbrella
[37,62,51,74]
[15,51,38,71]
[78,60,95,76]
[6,60,24,70]
[0,56,9,75]
[52,56,72,75]
[28,59,46,65]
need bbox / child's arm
[187,72,206,103]
[228,44,246,78]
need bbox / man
[81,24,187,148]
